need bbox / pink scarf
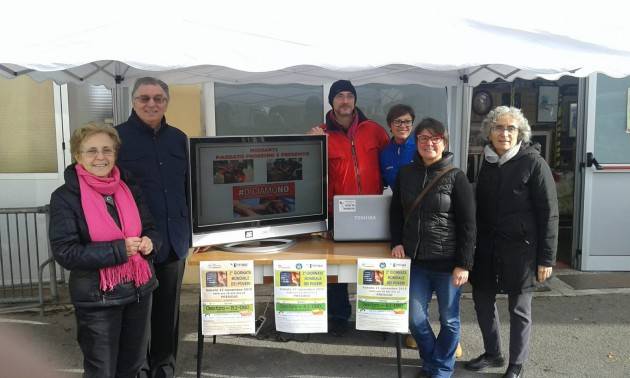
[76,164,152,292]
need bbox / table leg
[197,297,204,378]
[396,333,402,378]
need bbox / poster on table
[199,260,255,336]
[273,259,327,333]
[356,258,411,333]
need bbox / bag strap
[474,149,485,184]
[404,165,457,225]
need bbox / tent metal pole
[112,61,130,125]
[458,74,473,170]
[0,65,17,76]
[61,69,83,82]
[0,65,34,77]
[80,61,116,81]
[467,64,522,82]
[202,82,216,136]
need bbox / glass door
[578,74,630,270]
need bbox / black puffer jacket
[470,144,559,294]
[390,152,476,272]
[49,164,160,307]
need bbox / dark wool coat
[116,111,191,263]
[390,152,476,272]
[470,144,559,294]
[49,165,160,307]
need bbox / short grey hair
[131,77,170,99]
[481,106,531,143]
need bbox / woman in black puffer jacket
[390,118,476,378]
[49,124,160,378]
[465,106,558,378]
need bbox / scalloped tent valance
[1,0,628,87]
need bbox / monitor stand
[218,238,297,253]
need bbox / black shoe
[329,319,349,337]
[275,332,310,342]
[464,353,506,371]
[503,364,524,378]
[416,369,431,378]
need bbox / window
[214,83,323,135]
[594,74,630,163]
[0,76,57,173]
[67,83,114,133]
[356,84,448,128]
[166,84,204,137]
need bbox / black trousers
[75,293,152,378]
[472,288,533,365]
[148,258,185,378]
[327,283,351,321]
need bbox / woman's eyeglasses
[417,135,443,145]
[491,125,518,134]
[391,119,413,128]
[80,147,115,158]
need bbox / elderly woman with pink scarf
[50,124,160,378]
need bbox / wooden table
[188,237,393,284]
[189,236,402,378]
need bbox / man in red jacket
[308,80,389,335]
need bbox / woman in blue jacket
[379,104,416,189]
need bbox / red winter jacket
[320,108,390,213]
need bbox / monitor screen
[190,135,327,247]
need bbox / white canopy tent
[3,0,628,172]
[2,0,629,88]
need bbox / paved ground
[1,271,630,377]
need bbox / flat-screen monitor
[189,135,327,249]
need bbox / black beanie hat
[328,80,357,105]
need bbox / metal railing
[0,205,61,314]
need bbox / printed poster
[199,260,255,336]
[356,258,411,333]
[232,183,295,218]
[273,259,327,333]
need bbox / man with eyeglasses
[308,80,389,336]
[116,77,190,378]
[380,104,417,189]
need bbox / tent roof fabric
[2,1,628,87]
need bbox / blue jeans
[409,265,461,378]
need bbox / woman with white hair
[465,106,559,378]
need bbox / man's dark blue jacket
[116,110,190,263]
